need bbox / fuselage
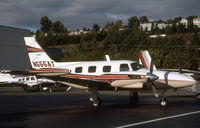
[48,60,196,89]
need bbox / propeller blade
[150,54,154,74]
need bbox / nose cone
[167,72,196,88]
[146,73,159,81]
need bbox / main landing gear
[89,86,102,108]
[159,90,168,108]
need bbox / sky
[0,0,200,31]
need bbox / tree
[191,29,200,45]
[139,16,148,23]
[186,16,197,33]
[176,24,186,33]
[52,21,67,33]
[115,20,123,29]
[93,24,100,33]
[40,16,52,33]
[128,16,139,29]
[174,16,182,23]
[104,22,114,31]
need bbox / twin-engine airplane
[0,72,56,91]
[24,37,196,107]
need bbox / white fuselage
[50,60,196,89]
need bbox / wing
[42,74,111,90]
[39,71,148,90]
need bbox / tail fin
[24,37,57,69]
[139,50,157,70]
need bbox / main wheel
[90,96,102,108]
[160,98,168,107]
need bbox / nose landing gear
[159,90,168,108]
[160,98,168,107]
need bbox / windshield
[131,63,145,71]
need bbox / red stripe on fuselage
[62,75,129,80]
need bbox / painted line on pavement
[115,110,200,128]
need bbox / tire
[90,97,102,108]
[160,98,168,107]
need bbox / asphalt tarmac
[0,91,200,128]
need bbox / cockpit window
[31,77,35,80]
[120,64,130,71]
[131,63,144,71]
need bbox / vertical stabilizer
[24,37,57,69]
[139,50,157,70]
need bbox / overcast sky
[0,0,200,31]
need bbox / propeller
[150,54,154,74]
[146,54,159,81]
[146,54,159,97]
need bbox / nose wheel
[159,90,168,108]
[160,98,168,107]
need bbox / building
[0,25,32,71]
[193,18,200,28]
[156,23,167,29]
[68,29,90,36]
[140,23,152,31]
[180,18,188,27]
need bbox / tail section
[24,37,57,69]
[139,50,157,70]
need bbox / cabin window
[88,66,96,73]
[31,77,35,80]
[120,64,129,71]
[103,66,111,72]
[131,63,144,71]
[75,67,83,73]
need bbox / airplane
[24,37,196,107]
[139,50,200,99]
[0,71,56,91]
